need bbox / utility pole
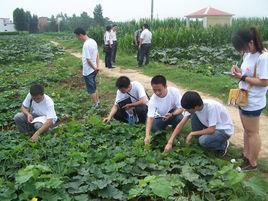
[151,0,154,20]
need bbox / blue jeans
[151,113,183,133]
[84,71,97,94]
[191,113,230,152]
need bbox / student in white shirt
[14,84,57,141]
[230,27,268,170]
[111,24,117,63]
[103,76,148,124]
[103,25,113,68]
[164,91,234,156]
[138,24,152,67]
[74,27,100,108]
[144,75,183,145]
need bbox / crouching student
[164,91,234,155]
[144,75,184,145]
[103,76,148,124]
[14,83,57,141]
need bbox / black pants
[112,41,117,63]
[105,45,112,68]
[138,43,151,66]
[114,105,148,124]
[136,44,141,62]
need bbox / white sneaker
[222,140,229,156]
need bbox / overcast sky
[1,0,268,21]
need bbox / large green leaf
[149,177,172,199]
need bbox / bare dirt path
[52,41,268,159]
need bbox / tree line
[13,4,112,33]
[13,8,38,33]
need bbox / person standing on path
[111,24,117,64]
[138,24,152,67]
[134,26,143,63]
[104,25,113,68]
[230,27,268,171]
[74,27,100,108]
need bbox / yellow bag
[227,61,258,107]
[227,88,248,107]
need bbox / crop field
[1,24,268,201]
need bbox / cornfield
[87,17,268,53]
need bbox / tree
[13,8,27,31]
[93,4,104,26]
[30,15,39,33]
[25,11,32,31]
[48,15,58,32]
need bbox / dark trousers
[111,41,117,63]
[135,44,141,62]
[105,45,112,68]
[138,43,151,66]
[114,105,148,124]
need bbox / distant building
[0,18,16,32]
[38,17,48,31]
[185,6,234,28]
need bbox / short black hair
[181,91,203,109]
[30,83,44,96]
[112,24,117,27]
[106,25,112,31]
[74,27,86,35]
[151,75,166,86]
[143,24,149,29]
[116,76,131,89]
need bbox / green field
[1,25,268,201]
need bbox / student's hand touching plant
[164,142,173,152]
[186,133,193,144]
[103,116,111,123]
[144,136,150,145]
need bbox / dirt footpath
[54,42,268,159]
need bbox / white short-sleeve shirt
[82,38,98,76]
[23,93,57,124]
[239,52,268,111]
[104,31,113,45]
[115,81,148,104]
[147,87,182,118]
[110,30,117,41]
[140,29,152,44]
[184,99,234,135]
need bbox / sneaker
[91,101,100,109]
[241,164,257,171]
[221,140,229,156]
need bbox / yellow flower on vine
[31,197,38,201]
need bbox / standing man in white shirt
[138,24,152,67]
[104,25,113,68]
[144,75,183,145]
[103,76,148,124]
[14,83,57,141]
[74,27,100,108]
[164,91,234,156]
[111,24,117,64]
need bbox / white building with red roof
[185,6,234,28]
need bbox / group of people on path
[104,24,117,69]
[14,27,268,172]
